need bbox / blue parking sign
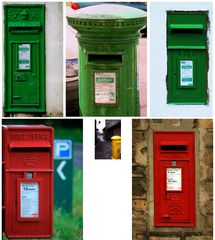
[54,140,72,160]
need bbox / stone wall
[132,119,213,240]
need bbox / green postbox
[167,12,208,104]
[67,4,146,116]
[4,4,45,113]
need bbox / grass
[53,207,83,240]
[3,168,83,240]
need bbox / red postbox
[154,131,195,227]
[2,125,54,238]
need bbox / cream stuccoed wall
[150,2,213,117]
[45,2,63,117]
[2,2,63,117]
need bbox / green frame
[167,11,208,104]
[4,4,46,113]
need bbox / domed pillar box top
[67,4,147,40]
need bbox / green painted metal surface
[67,4,147,116]
[167,12,208,104]
[4,4,46,113]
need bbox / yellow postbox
[111,135,121,159]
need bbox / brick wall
[132,119,213,240]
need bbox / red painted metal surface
[3,125,54,238]
[154,131,195,227]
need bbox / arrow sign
[57,160,67,180]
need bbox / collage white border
[0,0,214,240]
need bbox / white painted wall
[150,2,213,117]
[44,2,63,116]
[2,2,63,117]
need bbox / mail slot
[67,4,146,116]
[2,125,54,238]
[4,4,45,113]
[167,12,208,104]
[154,131,195,227]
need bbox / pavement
[95,140,112,159]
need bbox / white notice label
[95,72,116,104]
[20,182,39,218]
[19,44,30,70]
[180,60,193,86]
[167,168,182,191]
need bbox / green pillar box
[167,12,208,104]
[4,4,46,113]
[67,4,146,116]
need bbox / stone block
[133,210,145,219]
[133,119,140,129]
[206,167,213,181]
[196,119,213,129]
[133,131,145,144]
[134,143,148,167]
[133,199,147,212]
[136,233,145,240]
[133,165,145,176]
[149,237,180,240]
[204,182,213,196]
[139,120,149,130]
[150,119,162,124]
[203,131,213,148]
[186,236,213,240]
[133,178,147,197]
[163,119,182,127]
[203,199,213,215]
[181,119,195,128]
[206,215,213,228]
[133,218,146,231]
[203,150,213,166]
